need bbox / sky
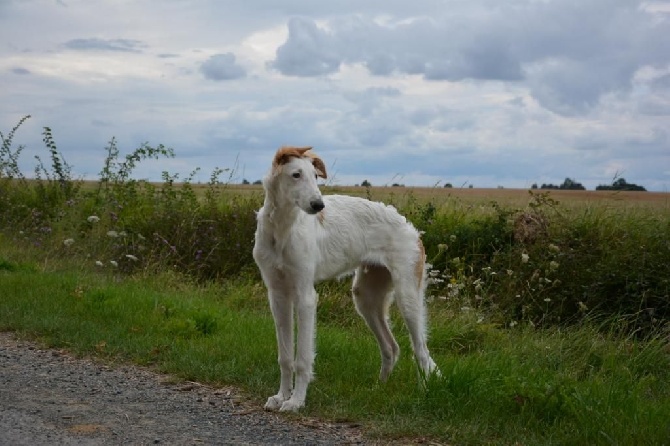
[1,0,669,191]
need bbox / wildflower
[578,301,588,311]
[119,231,127,237]
[521,253,529,263]
[450,234,457,242]
[437,243,448,253]
[506,269,514,276]
[509,320,518,328]
[87,215,100,223]
[461,306,471,312]
[110,260,118,267]
[63,238,75,247]
[95,260,103,267]
[549,261,559,272]
[473,279,483,292]
[543,298,551,303]
[137,233,146,241]
[125,254,138,262]
[107,230,119,238]
[548,243,560,253]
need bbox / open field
[132,182,670,205]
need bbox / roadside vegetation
[2,116,669,445]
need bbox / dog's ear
[272,146,313,172]
[307,153,327,179]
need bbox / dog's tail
[414,239,427,296]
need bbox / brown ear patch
[272,146,313,171]
[306,152,327,179]
[271,146,327,179]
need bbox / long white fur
[253,147,438,412]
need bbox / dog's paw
[264,395,285,411]
[279,398,304,412]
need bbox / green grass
[1,251,668,445]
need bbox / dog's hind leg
[352,264,400,381]
[393,276,439,379]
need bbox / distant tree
[560,177,586,190]
[391,183,404,187]
[444,183,453,188]
[541,178,585,190]
[361,179,372,187]
[468,184,474,189]
[596,177,646,191]
[252,179,262,185]
[531,183,538,189]
[241,178,250,185]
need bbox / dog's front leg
[279,286,317,412]
[265,291,294,411]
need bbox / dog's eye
[292,172,301,179]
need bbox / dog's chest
[265,226,318,270]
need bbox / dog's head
[271,146,327,179]
[266,146,327,214]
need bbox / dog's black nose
[310,199,325,213]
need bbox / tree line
[531,177,646,192]
[240,177,647,191]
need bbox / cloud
[63,38,145,53]
[11,67,30,75]
[269,1,670,115]
[268,17,341,76]
[200,53,246,80]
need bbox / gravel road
[0,332,372,445]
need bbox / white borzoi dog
[253,146,439,412]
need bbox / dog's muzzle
[309,199,325,214]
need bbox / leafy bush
[401,190,669,333]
